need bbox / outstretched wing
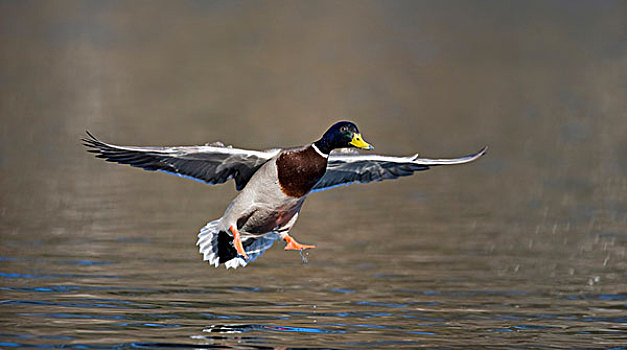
[312,146,488,192]
[82,131,279,190]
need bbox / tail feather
[197,220,279,269]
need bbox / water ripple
[202,323,346,334]
[0,272,120,280]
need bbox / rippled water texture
[1,1,626,349]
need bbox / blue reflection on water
[355,301,408,308]
[0,272,120,279]
[116,322,181,328]
[202,323,346,334]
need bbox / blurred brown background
[2,0,626,233]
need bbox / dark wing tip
[477,145,488,157]
[462,145,488,163]
[81,130,98,145]
[81,131,117,157]
[81,131,114,152]
[85,130,95,137]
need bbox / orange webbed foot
[229,225,249,259]
[283,234,316,251]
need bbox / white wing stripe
[328,146,487,165]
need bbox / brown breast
[276,145,328,198]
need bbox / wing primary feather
[312,146,487,193]
[82,131,276,190]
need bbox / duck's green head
[314,121,373,155]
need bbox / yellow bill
[350,133,373,150]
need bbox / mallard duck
[83,121,487,269]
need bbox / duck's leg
[275,212,316,250]
[229,225,249,259]
[282,233,316,250]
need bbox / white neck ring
[312,144,329,158]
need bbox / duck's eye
[340,126,347,133]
